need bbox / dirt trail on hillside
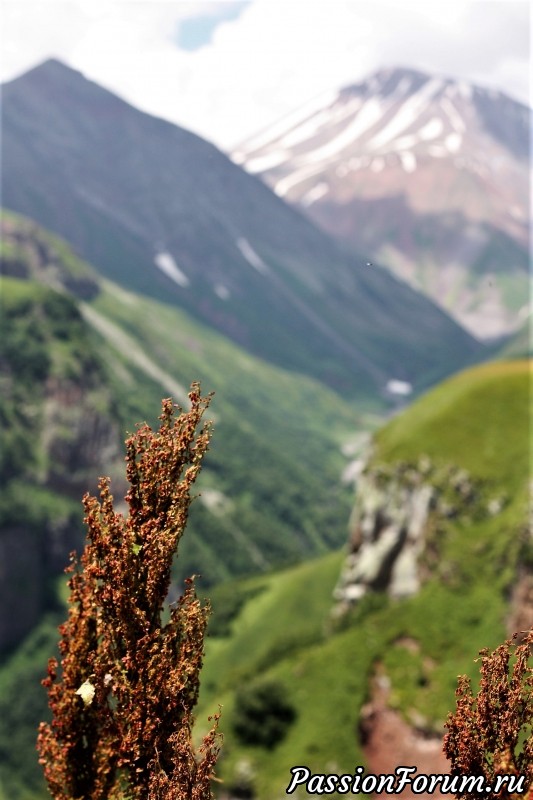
[361,666,449,799]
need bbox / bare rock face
[40,376,123,499]
[0,372,123,651]
[507,569,533,642]
[333,457,485,612]
[508,489,533,641]
[334,469,434,607]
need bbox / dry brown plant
[444,630,532,800]
[37,385,220,800]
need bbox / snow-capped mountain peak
[233,67,530,340]
[233,67,528,197]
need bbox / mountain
[0,208,360,649]
[1,59,485,401]
[0,207,529,796]
[233,67,530,340]
[194,359,531,799]
[0,209,360,798]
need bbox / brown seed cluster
[37,385,220,800]
[444,630,533,800]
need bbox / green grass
[374,360,531,491]
[191,359,531,799]
[1,208,98,285]
[2,212,528,798]
[0,226,368,798]
[86,282,363,587]
[0,616,61,800]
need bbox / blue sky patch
[176,2,250,52]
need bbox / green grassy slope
[195,359,531,799]
[86,281,361,586]
[374,359,530,491]
[0,275,123,799]
[0,214,365,798]
[1,211,364,591]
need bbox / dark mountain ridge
[1,59,485,400]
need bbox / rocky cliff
[0,213,123,651]
[333,455,505,612]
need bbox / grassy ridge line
[195,360,531,799]
[374,359,531,489]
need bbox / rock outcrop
[334,465,434,607]
[334,456,493,612]
[0,370,123,652]
[0,214,123,651]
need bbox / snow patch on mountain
[284,99,383,166]
[304,99,386,161]
[237,237,269,274]
[418,117,444,140]
[234,88,339,155]
[386,379,413,396]
[214,284,230,300]
[445,133,462,153]
[301,182,329,206]
[366,78,444,151]
[275,163,327,196]
[154,252,189,287]
[278,109,334,148]
[245,150,288,173]
[439,97,465,132]
[399,152,417,172]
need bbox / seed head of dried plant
[37,384,221,800]
[444,629,533,800]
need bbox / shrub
[232,678,296,749]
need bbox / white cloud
[1,0,529,149]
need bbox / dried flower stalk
[37,384,220,800]
[444,630,532,800]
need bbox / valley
[197,360,531,799]
[0,56,530,800]
[2,60,486,400]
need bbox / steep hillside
[235,67,530,340]
[0,210,364,798]
[0,267,123,651]
[0,269,529,798]
[1,60,485,399]
[194,360,531,799]
[0,209,360,625]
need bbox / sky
[1,0,530,150]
